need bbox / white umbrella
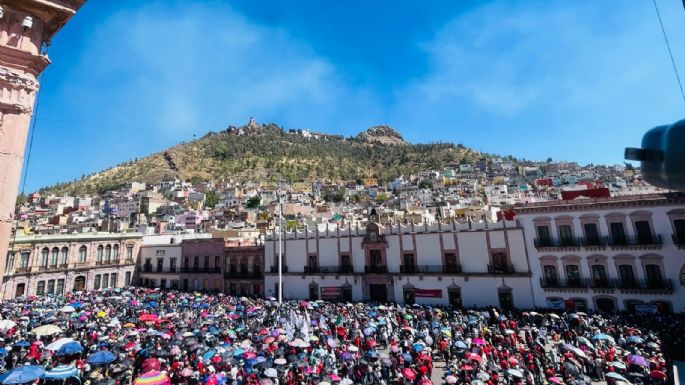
[60,306,76,313]
[446,375,458,384]
[32,324,62,336]
[0,320,16,331]
[264,368,277,378]
[46,338,74,351]
[274,358,286,365]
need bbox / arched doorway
[595,297,616,313]
[73,276,86,291]
[14,283,25,298]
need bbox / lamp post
[277,184,283,304]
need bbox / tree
[205,190,219,208]
[376,193,389,203]
[418,180,433,190]
[546,157,553,163]
[246,196,261,209]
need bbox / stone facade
[0,0,85,278]
[4,231,142,299]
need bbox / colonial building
[180,238,224,292]
[515,193,685,313]
[137,233,211,290]
[224,238,263,297]
[264,214,534,308]
[3,232,142,299]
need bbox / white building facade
[264,217,534,308]
[515,194,685,313]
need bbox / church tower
[0,0,85,279]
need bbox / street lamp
[277,182,283,304]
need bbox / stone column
[0,1,85,279]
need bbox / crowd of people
[0,287,677,385]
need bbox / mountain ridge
[38,120,497,196]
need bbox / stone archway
[73,276,86,291]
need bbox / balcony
[588,278,614,290]
[579,236,606,248]
[399,265,463,274]
[303,266,320,274]
[487,264,515,274]
[672,233,685,249]
[540,277,589,290]
[224,271,263,279]
[15,267,30,273]
[320,265,354,274]
[179,267,221,274]
[614,278,672,293]
[534,237,580,249]
[95,259,120,266]
[141,266,179,274]
[270,265,288,273]
[605,234,662,249]
[365,265,388,274]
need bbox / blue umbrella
[0,348,8,356]
[56,341,84,356]
[146,301,158,308]
[13,341,30,348]
[202,349,216,361]
[0,365,45,384]
[627,336,644,343]
[69,302,84,309]
[44,365,79,380]
[592,333,615,342]
[232,348,245,357]
[402,353,413,362]
[413,343,426,352]
[365,350,378,359]
[87,350,116,365]
[454,341,468,349]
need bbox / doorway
[369,284,387,303]
[403,289,415,305]
[73,276,86,291]
[595,298,615,313]
[14,283,25,298]
[498,289,513,309]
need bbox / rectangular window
[645,264,663,288]
[583,223,600,245]
[558,225,574,246]
[215,256,221,270]
[56,279,65,295]
[36,281,45,295]
[634,221,653,244]
[47,280,55,295]
[79,247,87,263]
[675,219,685,242]
[20,252,29,268]
[5,252,14,273]
[160,279,167,288]
[125,272,132,286]
[157,258,164,272]
[194,257,199,270]
[204,256,210,270]
[102,274,109,289]
[111,273,117,288]
[127,245,134,260]
[544,265,558,286]
[94,275,101,290]
[155,250,165,256]
[591,265,607,286]
[170,258,177,272]
[536,225,551,246]
[610,222,626,245]
[565,265,581,286]
[50,249,58,266]
[41,249,48,267]
[619,265,635,287]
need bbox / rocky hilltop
[356,125,406,145]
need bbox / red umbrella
[402,368,417,380]
[418,379,433,385]
[142,358,161,373]
[243,352,256,360]
[366,339,377,348]
[460,364,474,371]
[138,314,158,322]
[509,357,519,365]
[650,370,667,380]
[465,352,482,362]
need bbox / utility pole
[277,183,283,304]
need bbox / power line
[652,0,685,105]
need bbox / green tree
[418,180,433,190]
[376,193,389,203]
[246,196,261,209]
[205,190,219,208]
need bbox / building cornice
[513,193,685,215]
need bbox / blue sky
[24,0,685,192]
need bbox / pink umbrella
[465,352,482,362]
[328,374,341,381]
[473,338,485,346]
[418,379,433,385]
[548,377,562,384]
[170,346,181,356]
[243,352,256,359]
[180,368,193,377]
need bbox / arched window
[40,248,49,267]
[113,245,119,260]
[105,245,112,261]
[60,247,68,265]
[96,245,103,262]
[50,248,59,266]
[78,246,87,263]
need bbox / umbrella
[46,337,75,351]
[133,370,170,385]
[45,365,79,380]
[473,338,485,346]
[412,343,425,352]
[506,369,523,378]
[548,377,563,384]
[274,358,286,365]
[365,350,378,359]
[0,320,16,331]
[138,314,158,322]
[610,361,626,369]
[418,379,433,385]
[592,333,614,342]
[627,354,649,367]
[0,366,45,384]
[445,375,458,384]
[31,324,61,336]
[402,353,413,362]
[13,341,30,348]
[142,358,162,372]
[402,368,416,380]
[606,372,630,382]
[87,350,117,365]
[454,341,468,349]
[60,306,76,313]
[258,380,274,385]
[650,370,667,380]
[56,341,84,356]
[564,362,580,375]
[264,368,278,378]
[180,369,193,377]
[626,336,644,344]
[465,352,482,362]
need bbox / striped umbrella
[133,371,170,385]
[45,365,80,380]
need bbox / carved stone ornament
[0,67,39,92]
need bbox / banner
[546,298,565,309]
[635,304,657,314]
[414,289,442,298]
[321,287,342,301]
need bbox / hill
[39,121,489,195]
